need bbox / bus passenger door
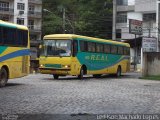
[71,40,79,75]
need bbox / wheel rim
[80,69,83,78]
[53,75,59,79]
[78,68,84,79]
[0,70,7,85]
[117,68,121,77]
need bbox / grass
[140,75,160,81]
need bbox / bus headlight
[40,64,44,67]
[63,65,70,68]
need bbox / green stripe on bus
[0,23,17,28]
[0,46,7,54]
[45,64,62,68]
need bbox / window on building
[28,5,35,14]
[30,35,37,41]
[116,29,121,39]
[0,1,9,11]
[17,3,25,10]
[143,13,156,21]
[17,18,24,25]
[117,13,127,23]
[28,20,34,29]
[29,5,34,11]
[0,15,9,21]
[117,0,128,6]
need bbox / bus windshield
[41,40,71,57]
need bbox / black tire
[78,67,84,79]
[0,68,8,87]
[116,66,121,77]
[53,74,59,79]
[93,74,101,78]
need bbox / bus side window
[73,40,78,57]
[2,27,8,45]
[124,47,130,55]
[88,42,96,52]
[127,47,130,55]
[111,45,117,54]
[118,46,123,55]
[80,40,88,52]
[22,30,28,47]
[0,26,2,44]
[96,43,104,53]
[104,44,111,54]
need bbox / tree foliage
[42,0,113,39]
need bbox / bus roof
[44,34,130,47]
[0,20,28,30]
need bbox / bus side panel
[76,52,130,75]
[0,47,30,79]
[86,58,129,75]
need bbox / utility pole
[112,0,117,40]
[62,8,66,34]
[156,0,160,52]
[43,8,74,34]
[134,34,137,71]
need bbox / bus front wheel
[53,74,59,79]
[0,68,8,87]
[116,66,121,77]
[78,67,84,79]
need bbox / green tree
[42,0,113,39]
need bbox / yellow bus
[39,34,130,79]
[0,20,30,87]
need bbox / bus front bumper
[39,67,71,75]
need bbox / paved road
[0,72,160,119]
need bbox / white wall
[135,0,156,13]
[14,0,28,26]
[34,19,41,29]
[9,0,14,9]
[143,21,157,38]
[35,4,42,12]
[127,12,143,27]
[142,52,160,76]
[120,12,143,39]
[128,0,135,5]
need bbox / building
[113,0,159,71]
[0,0,42,72]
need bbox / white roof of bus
[0,20,28,30]
[44,34,130,47]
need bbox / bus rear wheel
[0,68,8,87]
[53,74,59,79]
[116,66,121,77]
[78,67,84,79]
